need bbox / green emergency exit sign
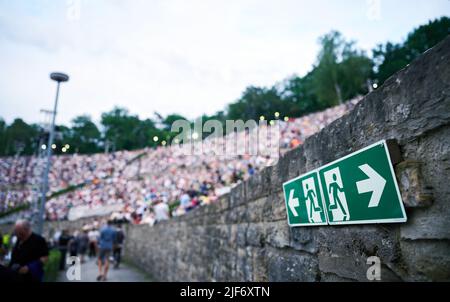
[283,140,407,226]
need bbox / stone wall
[124,36,450,282]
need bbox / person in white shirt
[141,212,156,226]
[180,192,191,209]
[153,200,170,222]
[87,228,100,258]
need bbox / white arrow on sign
[288,189,300,216]
[356,164,386,208]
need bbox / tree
[313,31,373,107]
[226,86,288,121]
[101,107,162,151]
[373,17,450,84]
[206,111,226,125]
[405,17,450,58]
[0,118,6,155]
[314,31,343,106]
[2,118,38,156]
[280,72,323,117]
[64,115,101,154]
[162,114,188,132]
[338,47,374,100]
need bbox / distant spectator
[153,200,170,222]
[248,164,255,176]
[88,228,100,258]
[77,229,89,263]
[97,220,116,281]
[57,229,72,271]
[68,231,80,258]
[180,192,191,209]
[3,232,11,251]
[113,225,125,269]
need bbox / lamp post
[36,72,69,235]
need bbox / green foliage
[0,119,6,154]
[227,86,288,121]
[0,118,39,156]
[405,17,450,57]
[373,16,450,84]
[162,114,188,131]
[0,203,30,218]
[281,72,324,117]
[224,31,373,120]
[43,249,61,282]
[101,107,165,151]
[313,31,373,107]
[168,200,180,214]
[64,115,101,154]
[48,182,87,200]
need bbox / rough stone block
[246,197,266,223]
[245,223,265,247]
[396,160,433,208]
[270,191,287,221]
[230,182,246,208]
[267,248,319,282]
[399,239,450,281]
[265,221,290,248]
[315,225,402,280]
[289,227,318,254]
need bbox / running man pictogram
[305,183,322,222]
[328,173,348,220]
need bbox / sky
[0,0,449,126]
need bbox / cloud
[0,0,449,125]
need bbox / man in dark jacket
[113,225,125,269]
[9,220,49,282]
[57,229,72,271]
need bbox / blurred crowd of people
[0,99,360,224]
[53,219,125,281]
[0,218,125,282]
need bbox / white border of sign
[282,170,328,227]
[283,140,407,227]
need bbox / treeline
[0,17,448,156]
